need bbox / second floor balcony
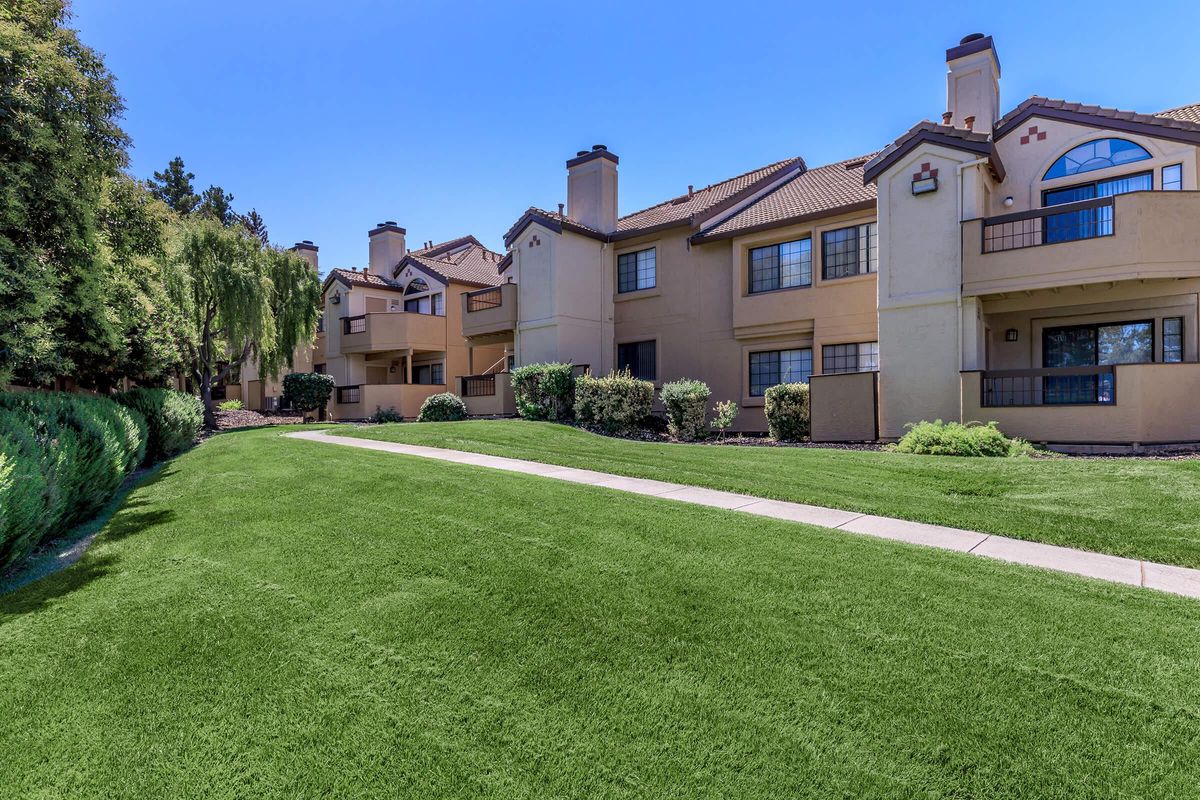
[461,283,517,342]
[338,311,445,355]
[962,191,1200,296]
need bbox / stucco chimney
[290,240,318,271]
[367,221,406,279]
[946,33,1000,134]
[566,144,618,233]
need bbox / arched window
[1043,138,1151,180]
[404,278,429,295]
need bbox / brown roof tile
[863,120,1002,184]
[402,239,504,287]
[615,157,804,233]
[1158,102,1200,125]
[995,96,1200,141]
[324,268,402,292]
[696,155,879,241]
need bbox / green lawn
[3,426,1200,797]
[344,420,1200,569]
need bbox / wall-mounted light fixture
[331,290,341,305]
[1005,328,1019,342]
[911,176,938,196]
[1003,196,1015,208]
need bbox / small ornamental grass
[660,379,711,441]
[893,420,1034,458]
[417,393,468,422]
[574,369,655,434]
[764,382,809,441]
[370,406,405,424]
[217,399,244,411]
[510,363,576,421]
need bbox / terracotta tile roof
[402,239,504,287]
[696,155,880,241]
[863,120,1002,183]
[502,206,607,248]
[995,96,1200,141]
[324,267,401,292]
[1158,102,1200,125]
[615,157,804,233]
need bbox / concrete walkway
[285,429,1200,600]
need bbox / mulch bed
[213,409,306,431]
[576,424,884,450]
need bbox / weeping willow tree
[168,218,319,427]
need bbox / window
[617,248,656,293]
[1164,163,1184,191]
[404,278,429,295]
[1164,317,1184,363]
[821,342,879,374]
[749,348,812,396]
[431,362,444,385]
[821,223,877,280]
[412,363,444,384]
[431,293,444,316]
[314,363,326,374]
[748,238,811,293]
[1043,321,1153,404]
[617,340,656,381]
[404,296,429,314]
[1043,138,1152,180]
[1043,171,1152,243]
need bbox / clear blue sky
[74,0,1200,272]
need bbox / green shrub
[764,382,809,441]
[417,393,467,422]
[115,387,202,463]
[660,379,711,441]
[510,363,577,421]
[710,400,740,438]
[218,398,244,411]
[894,420,1033,458]
[0,390,155,569]
[282,373,334,417]
[574,369,655,434]
[370,406,405,424]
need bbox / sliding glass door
[1043,171,1152,243]
[1042,320,1153,403]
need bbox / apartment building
[462,33,1200,446]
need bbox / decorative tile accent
[1019,125,1047,145]
[912,162,939,181]
[528,235,541,248]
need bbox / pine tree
[198,185,236,225]
[147,156,200,215]
[241,208,269,246]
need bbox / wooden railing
[465,286,503,312]
[981,196,1115,253]
[342,315,366,335]
[981,366,1116,407]
[336,385,361,404]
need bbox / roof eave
[994,103,1200,146]
[863,128,1000,184]
[690,199,877,244]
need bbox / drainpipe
[956,157,989,374]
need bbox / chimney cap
[566,146,619,169]
[292,240,318,251]
[959,32,985,45]
[591,144,607,151]
[946,33,999,73]
[576,150,589,157]
[368,222,407,237]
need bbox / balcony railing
[981,196,1115,253]
[460,374,496,397]
[336,385,361,404]
[980,366,1116,407]
[465,286,503,312]
[342,315,366,335]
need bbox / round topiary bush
[574,369,655,434]
[282,372,335,420]
[660,379,711,441]
[417,392,468,422]
[764,382,809,441]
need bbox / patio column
[405,348,413,384]
[468,346,475,375]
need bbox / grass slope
[345,420,1200,568]
[2,427,1200,797]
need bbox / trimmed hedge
[115,387,202,463]
[894,420,1033,458]
[282,372,335,416]
[0,391,150,570]
[764,382,809,441]
[417,393,467,422]
[660,379,711,441]
[510,363,577,422]
[370,406,404,424]
[574,369,655,434]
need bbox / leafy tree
[282,373,333,421]
[168,219,318,428]
[147,156,199,215]
[240,209,269,246]
[0,0,129,385]
[198,185,236,225]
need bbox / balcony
[962,191,1200,296]
[461,283,517,342]
[338,311,445,355]
[458,373,516,416]
[331,383,447,420]
[961,363,1200,444]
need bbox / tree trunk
[200,373,217,430]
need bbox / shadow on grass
[0,554,120,622]
[0,463,178,603]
